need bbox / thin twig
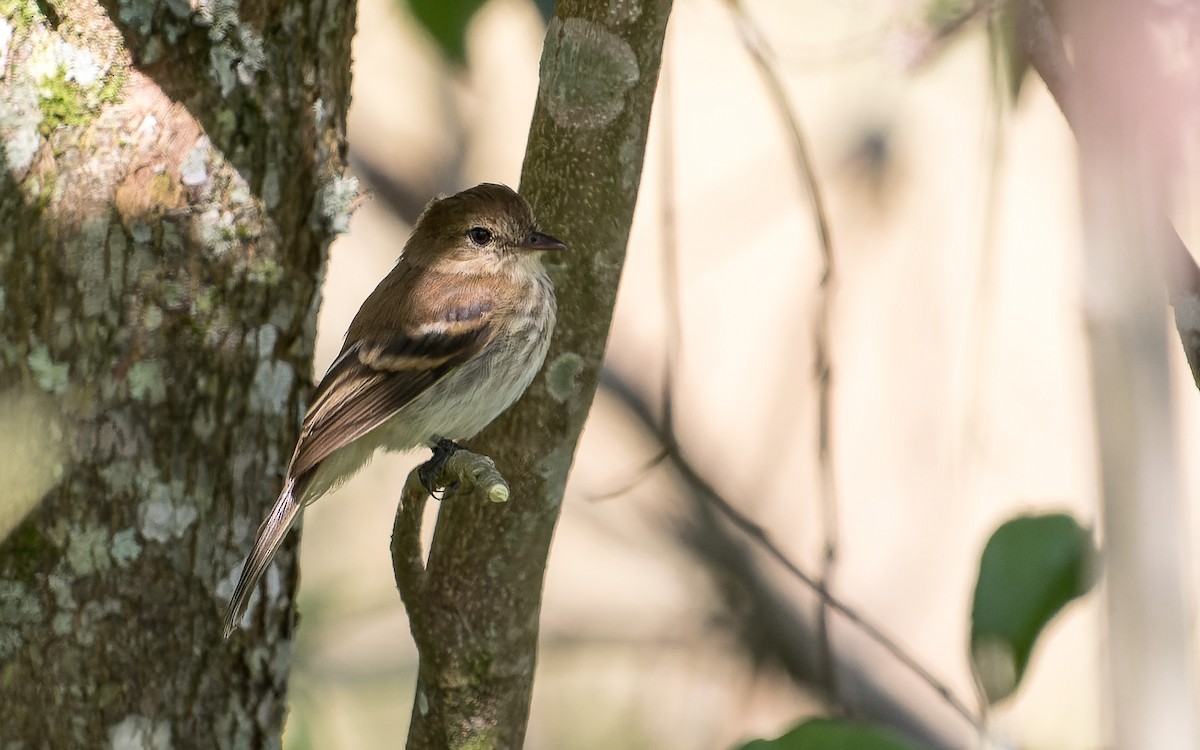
[953,13,1013,516]
[1013,0,1074,119]
[391,450,511,625]
[724,0,833,269]
[601,369,986,735]
[659,39,682,444]
[391,472,430,607]
[723,0,841,700]
[934,0,992,42]
[680,455,985,733]
[588,446,671,502]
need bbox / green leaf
[922,0,975,30]
[735,718,928,750]
[970,512,1096,705]
[405,0,489,65]
[988,2,1031,104]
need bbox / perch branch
[392,450,511,610]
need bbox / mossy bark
[0,0,354,746]
[391,1,673,748]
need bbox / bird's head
[404,183,565,275]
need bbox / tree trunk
[0,1,354,745]
[391,1,673,747]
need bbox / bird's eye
[467,227,493,246]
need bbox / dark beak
[518,230,566,252]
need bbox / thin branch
[658,40,682,443]
[391,472,429,604]
[953,13,1014,510]
[723,0,842,700]
[601,369,986,735]
[927,0,992,47]
[677,454,983,732]
[392,450,511,636]
[1012,0,1074,119]
[723,0,833,272]
[588,446,671,502]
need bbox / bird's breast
[383,275,555,447]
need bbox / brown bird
[223,183,564,638]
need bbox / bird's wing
[222,270,498,637]
[287,308,493,479]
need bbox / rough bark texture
[0,0,354,746]
[390,1,672,748]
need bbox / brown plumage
[223,183,563,638]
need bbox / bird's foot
[418,438,465,499]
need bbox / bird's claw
[418,438,465,499]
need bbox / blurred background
[283,1,1200,748]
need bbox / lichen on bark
[0,0,355,745]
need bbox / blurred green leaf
[735,718,928,750]
[923,0,974,29]
[970,512,1096,705]
[532,0,555,23]
[988,2,1031,104]
[405,0,489,65]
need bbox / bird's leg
[418,437,466,498]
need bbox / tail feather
[223,478,304,638]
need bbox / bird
[223,183,564,638]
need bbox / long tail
[223,478,304,638]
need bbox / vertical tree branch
[393,2,672,748]
[1015,1,1199,745]
[1015,0,1200,389]
[1071,7,1198,745]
